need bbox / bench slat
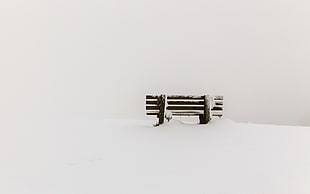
[172,113,201,116]
[167,95,204,100]
[146,106,160,110]
[167,101,204,105]
[213,96,224,100]
[146,112,159,115]
[211,107,223,111]
[146,101,158,105]
[146,95,158,99]
[170,110,203,114]
[167,106,204,110]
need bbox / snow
[1,118,310,194]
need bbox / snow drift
[1,118,310,194]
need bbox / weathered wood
[199,95,211,124]
[146,106,160,110]
[173,113,202,116]
[158,94,165,125]
[167,106,204,110]
[211,106,223,111]
[211,109,223,115]
[146,101,158,105]
[170,111,204,114]
[146,95,158,99]
[146,112,159,115]
[213,96,224,100]
[206,96,211,123]
[211,110,223,113]
[167,95,204,100]
[199,114,204,123]
[167,101,204,105]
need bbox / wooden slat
[146,95,158,99]
[146,112,159,115]
[172,113,201,116]
[146,101,157,105]
[167,95,204,100]
[167,106,204,110]
[212,114,223,117]
[213,96,223,100]
[170,110,203,114]
[215,102,223,105]
[211,110,223,113]
[211,110,223,112]
[167,101,204,105]
[211,107,223,111]
[146,110,159,112]
[146,106,160,110]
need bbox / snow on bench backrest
[146,94,223,126]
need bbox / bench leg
[199,114,205,124]
[157,94,165,126]
[199,115,208,124]
[159,114,164,125]
[200,95,211,124]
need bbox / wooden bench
[145,94,224,126]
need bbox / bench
[145,94,224,126]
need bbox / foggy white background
[0,0,309,125]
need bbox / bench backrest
[166,95,206,116]
[145,95,164,116]
[211,96,224,117]
[146,94,223,124]
[146,95,223,116]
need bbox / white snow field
[1,118,310,194]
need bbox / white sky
[0,0,309,125]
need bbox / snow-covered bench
[145,94,223,126]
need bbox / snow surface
[1,118,310,194]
